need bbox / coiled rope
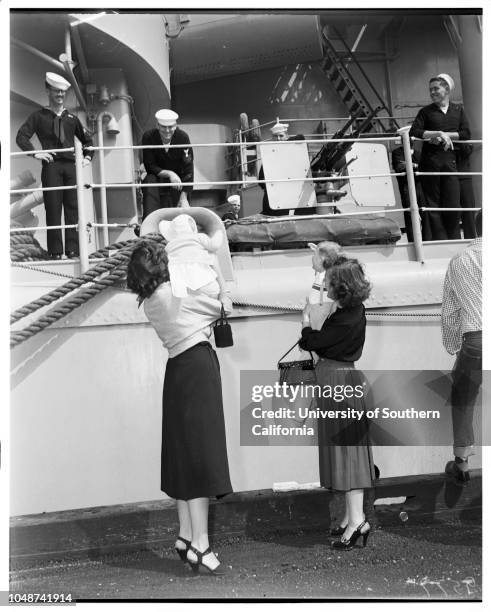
[10,222,49,262]
[10,234,163,348]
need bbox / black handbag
[213,305,233,348]
[277,341,316,386]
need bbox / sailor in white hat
[140,108,194,218]
[270,119,289,141]
[222,194,241,223]
[436,73,455,92]
[409,72,471,240]
[45,71,71,91]
[16,72,93,259]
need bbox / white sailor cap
[45,72,71,91]
[227,195,241,206]
[435,73,455,91]
[270,120,289,135]
[155,109,179,126]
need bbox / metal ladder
[321,27,399,134]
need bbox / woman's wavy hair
[327,257,371,309]
[127,240,169,305]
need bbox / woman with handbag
[127,240,232,575]
[299,257,375,551]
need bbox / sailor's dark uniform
[410,102,470,240]
[16,108,93,256]
[141,127,194,218]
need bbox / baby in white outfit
[159,214,227,303]
[306,241,343,328]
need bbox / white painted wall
[10,302,478,516]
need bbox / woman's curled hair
[328,258,371,309]
[127,240,169,305]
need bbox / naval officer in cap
[16,72,94,259]
[141,109,194,218]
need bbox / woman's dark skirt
[315,358,375,492]
[161,341,232,500]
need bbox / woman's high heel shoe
[331,520,370,550]
[330,524,348,537]
[187,545,226,575]
[175,536,191,563]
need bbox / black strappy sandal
[331,520,371,551]
[330,524,348,537]
[187,545,226,575]
[175,536,191,564]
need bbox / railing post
[397,126,424,263]
[74,138,90,272]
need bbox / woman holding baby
[127,212,232,575]
[300,242,375,551]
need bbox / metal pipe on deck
[10,190,44,219]
[10,170,36,192]
[11,38,65,71]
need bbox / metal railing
[10,128,483,272]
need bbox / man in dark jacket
[141,109,194,219]
[410,73,470,240]
[16,72,93,259]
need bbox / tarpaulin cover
[226,214,401,250]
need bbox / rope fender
[10,234,164,348]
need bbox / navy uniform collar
[44,106,68,117]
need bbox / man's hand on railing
[82,156,92,168]
[427,131,454,151]
[34,152,54,163]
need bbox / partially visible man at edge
[441,210,482,483]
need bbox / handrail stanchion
[398,126,424,263]
[96,113,111,247]
[74,138,90,273]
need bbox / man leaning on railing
[410,73,470,241]
[141,109,194,219]
[16,72,93,260]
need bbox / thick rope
[10,234,163,348]
[85,239,138,259]
[11,231,440,347]
[10,236,161,324]
[11,272,125,348]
